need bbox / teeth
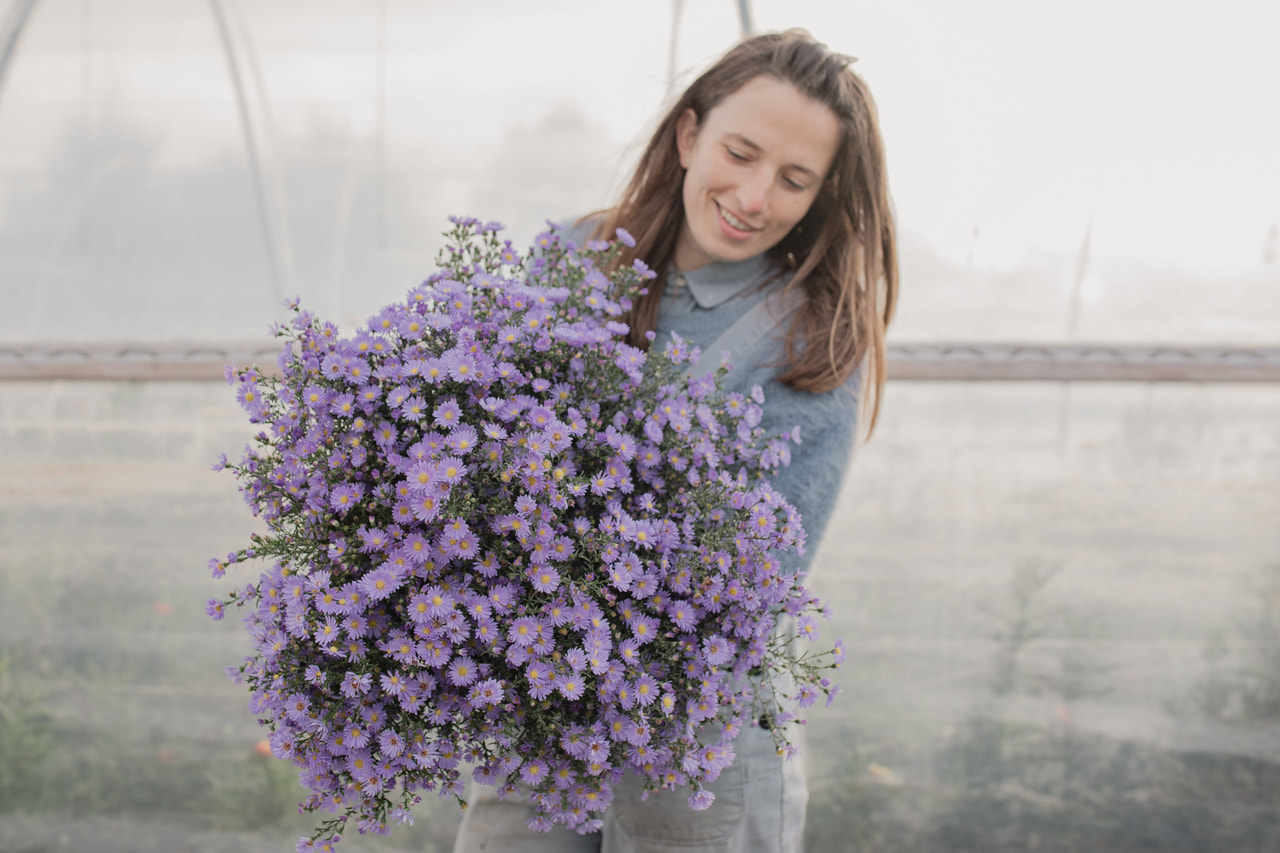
[720,206,752,231]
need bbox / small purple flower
[468,678,504,709]
[433,399,463,429]
[329,483,363,515]
[529,566,561,594]
[380,671,409,699]
[437,457,469,484]
[555,673,586,700]
[359,566,402,601]
[377,728,405,758]
[702,635,735,666]
[630,614,659,645]
[688,789,715,811]
[447,655,479,687]
[340,671,373,699]
[519,759,549,786]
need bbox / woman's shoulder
[557,213,606,247]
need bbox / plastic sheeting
[2,379,1278,850]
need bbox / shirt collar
[668,253,776,309]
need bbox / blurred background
[1,1,1277,850]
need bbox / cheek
[681,166,709,215]
[684,152,727,200]
[778,196,817,231]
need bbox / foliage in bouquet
[209,217,844,849]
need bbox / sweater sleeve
[752,364,863,578]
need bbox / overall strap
[683,287,804,380]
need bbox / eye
[783,175,808,191]
[725,146,749,162]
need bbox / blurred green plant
[1181,564,1280,725]
[0,651,56,811]
[208,749,304,830]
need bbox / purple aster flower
[447,655,479,686]
[622,719,652,747]
[379,671,409,700]
[329,392,356,417]
[702,635,735,666]
[688,789,715,811]
[529,566,561,593]
[508,616,538,648]
[446,425,479,455]
[632,674,659,707]
[519,759,550,786]
[433,399,462,428]
[555,673,586,700]
[373,730,405,762]
[488,583,517,613]
[359,566,402,601]
[437,457,468,484]
[421,585,456,617]
[446,352,479,382]
[525,660,555,699]
[381,632,417,664]
[669,600,698,631]
[468,678,504,709]
[329,483,362,515]
[313,617,340,645]
[418,637,451,666]
[589,472,615,496]
[630,614,659,645]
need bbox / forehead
[701,75,841,175]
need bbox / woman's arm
[750,365,862,577]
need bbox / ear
[675,108,699,170]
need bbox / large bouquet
[209,218,843,849]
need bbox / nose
[736,168,770,215]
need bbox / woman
[454,28,897,853]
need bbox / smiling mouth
[717,203,757,233]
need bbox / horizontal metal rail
[2,341,1280,382]
[886,342,1280,382]
[0,341,284,381]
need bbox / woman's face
[674,75,840,272]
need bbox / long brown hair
[585,29,898,437]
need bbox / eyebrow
[725,133,822,180]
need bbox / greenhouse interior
[1,1,1278,851]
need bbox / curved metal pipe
[666,0,683,99]
[0,0,40,103]
[208,0,293,305]
[735,0,753,39]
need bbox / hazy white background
[1,0,1277,343]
